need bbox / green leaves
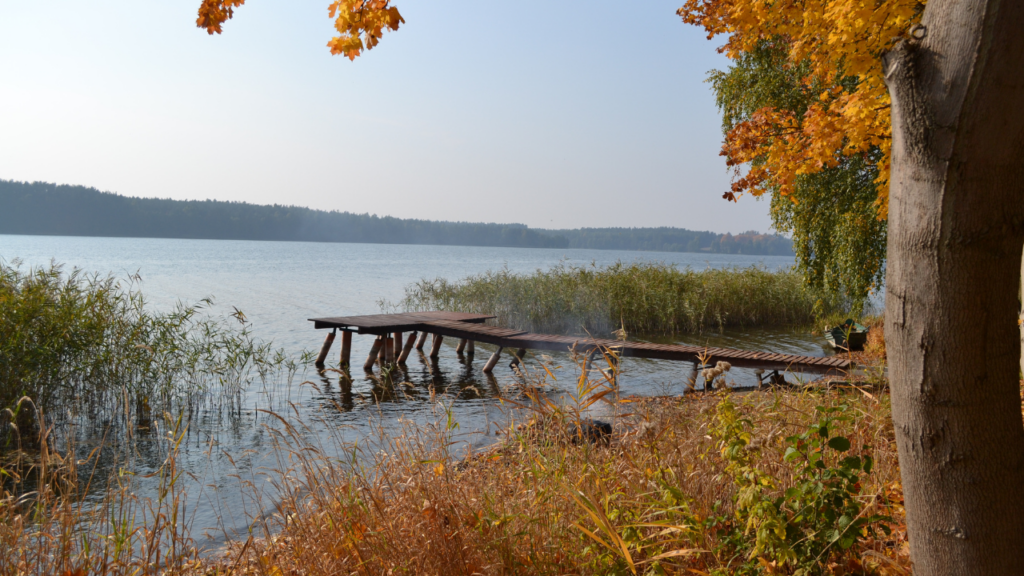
[711,396,890,573]
[708,39,887,313]
[827,437,851,452]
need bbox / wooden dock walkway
[309,311,850,377]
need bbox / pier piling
[340,331,352,367]
[398,332,416,363]
[364,337,384,371]
[315,329,336,368]
[429,334,444,358]
[483,346,503,373]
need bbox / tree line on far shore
[0,180,793,256]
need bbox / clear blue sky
[0,0,774,233]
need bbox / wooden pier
[310,311,850,377]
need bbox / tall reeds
[398,262,844,337]
[0,402,203,575]
[0,260,302,449]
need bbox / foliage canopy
[676,0,924,309]
[707,41,889,311]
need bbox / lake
[1,234,831,549]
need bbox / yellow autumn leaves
[327,0,404,60]
[679,0,925,217]
[196,0,403,61]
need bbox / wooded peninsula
[0,180,793,255]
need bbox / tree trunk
[883,0,1024,573]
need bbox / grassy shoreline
[397,262,846,337]
[184,379,911,575]
[2,384,913,575]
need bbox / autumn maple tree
[679,0,920,211]
[680,0,923,310]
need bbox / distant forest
[0,180,793,255]
[542,227,793,256]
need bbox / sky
[0,0,774,233]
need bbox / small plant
[712,396,890,574]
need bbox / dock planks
[310,311,495,334]
[309,312,851,375]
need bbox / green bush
[709,396,890,574]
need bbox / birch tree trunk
[884,0,1024,573]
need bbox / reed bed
[397,262,844,337]
[0,260,304,461]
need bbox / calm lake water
[1,234,834,549]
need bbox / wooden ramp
[309,312,850,376]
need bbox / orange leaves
[679,0,925,216]
[327,0,404,60]
[196,0,246,35]
[195,0,403,60]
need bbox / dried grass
[189,365,911,576]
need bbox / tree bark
[883,0,1024,573]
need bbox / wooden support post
[456,338,468,354]
[340,331,352,368]
[509,348,527,368]
[315,329,336,367]
[384,336,395,363]
[483,346,503,373]
[429,334,444,358]
[393,332,403,359]
[364,337,383,371]
[466,340,475,355]
[415,331,429,350]
[607,347,621,387]
[398,332,416,364]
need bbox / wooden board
[309,311,495,334]
[419,319,527,343]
